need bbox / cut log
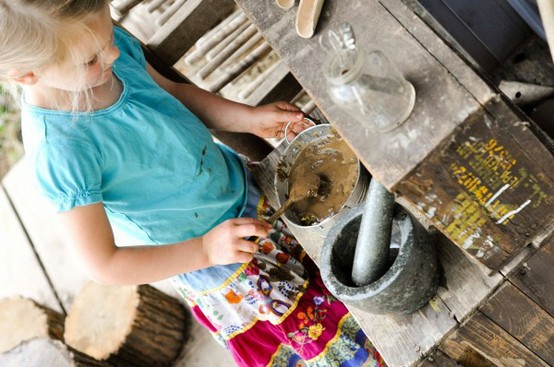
[0,296,65,354]
[64,282,189,367]
[0,338,112,367]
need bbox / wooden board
[441,311,550,366]
[397,100,554,269]
[235,0,554,271]
[417,350,461,367]
[0,187,62,313]
[479,282,554,365]
[509,235,554,316]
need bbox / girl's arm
[58,202,271,285]
[146,64,307,139]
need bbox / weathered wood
[0,297,64,353]
[0,186,62,312]
[147,0,235,65]
[479,282,554,365]
[65,282,189,367]
[235,0,554,271]
[0,338,112,367]
[509,235,554,316]
[441,311,550,366]
[417,349,461,367]
[397,100,554,269]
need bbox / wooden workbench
[241,0,554,366]
[236,0,554,272]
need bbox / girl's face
[37,6,120,93]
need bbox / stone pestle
[351,178,396,287]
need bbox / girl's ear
[9,70,39,85]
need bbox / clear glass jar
[324,48,416,132]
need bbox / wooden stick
[537,0,554,64]
[208,42,272,93]
[198,24,258,79]
[156,0,187,27]
[184,12,248,65]
[206,21,250,61]
[238,59,281,101]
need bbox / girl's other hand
[249,101,310,140]
[201,218,272,266]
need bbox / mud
[287,133,359,225]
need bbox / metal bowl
[274,123,369,228]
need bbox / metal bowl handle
[284,116,318,144]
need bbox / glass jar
[324,47,416,132]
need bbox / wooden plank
[417,349,461,367]
[441,311,550,367]
[479,282,554,365]
[2,159,89,311]
[396,102,554,269]
[509,235,554,316]
[147,0,235,65]
[0,186,62,313]
[433,234,503,320]
[235,0,554,270]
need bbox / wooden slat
[509,235,554,316]
[441,311,550,366]
[479,282,554,365]
[147,0,235,65]
[417,350,461,367]
[0,186,62,313]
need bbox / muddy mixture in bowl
[285,134,359,225]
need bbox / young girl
[1,1,385,366]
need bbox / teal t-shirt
[21,27,248,245]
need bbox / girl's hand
[248,101,312,140]
[201,218,272,266]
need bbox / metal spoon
[269,173,322,223]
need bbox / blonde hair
[0,0,110,111]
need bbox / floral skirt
[170,171,386,367]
